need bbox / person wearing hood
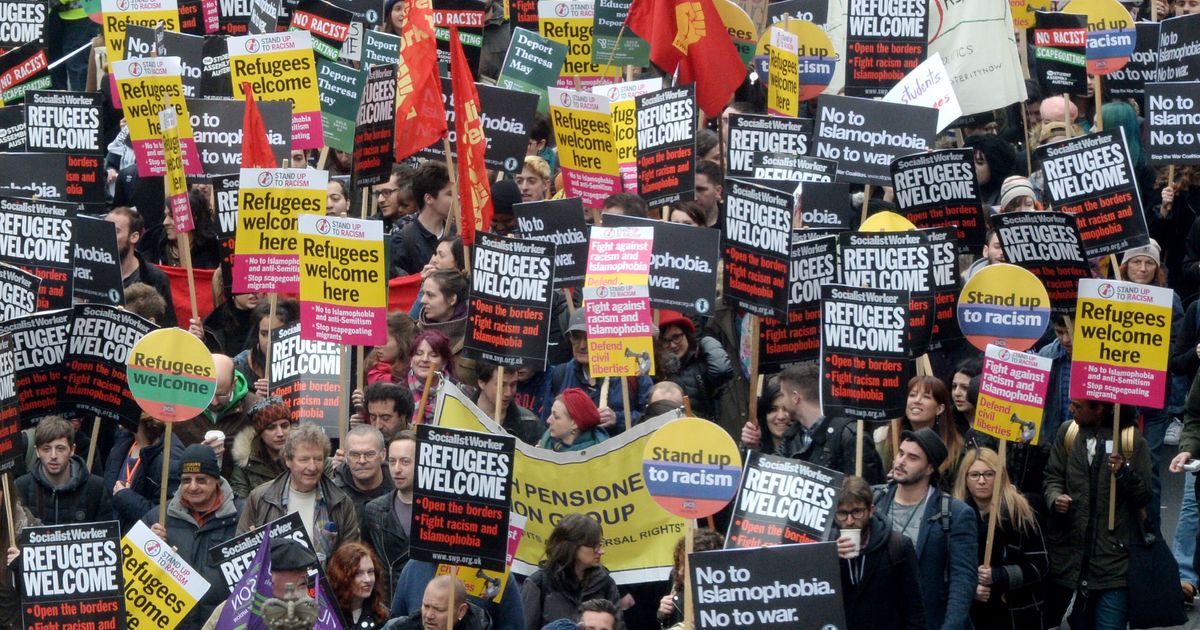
[177,353,261,478]
[145,444,242,630]
[520,513,621,629]
[104,414,184,531]
[538,389,609,452]
[14,417,111,526]
[834,476,925,630]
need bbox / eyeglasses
[348,450,380,461]
[835,507,867,520]
[663,332,686,345]
[375,188,399,197]
[967,471,997,481]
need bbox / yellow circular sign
[126,328,218,422]
[1063,0,1137,75]
[1009,0,1053,30]
[642,418,742,519]
[957,263,1051,352]
[714,0,759,66]
[859,211,917,233]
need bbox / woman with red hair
[539,388,608,452]
[327,542,389,629]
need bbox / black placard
[0,263,38,322]
[0,336,19,473]
[1157,12,1200,82]
[844,0,926,97]
[820,285,913,422]
[725,114,814,184]
[838,230,934,357]
[290,0,355,61]
[923,226,962,344]
[19,521,125,629]
[1146,82,1200,165]
[417,78,539,173]
[353,63,397,187]
[1108,22,1159,102]
[411,425,515,572]
[797,182,852,230]
[0,309,68,424]
[759,234,837,373]
[1036,129,1149,258]
[24,91,103,155]
[213,173,238,300]
[992,211,1089,316]
[62,304,156,430]
[220,0,255,35]
[464,232,556,369]
[0,1,47,48]
[0,105,24,151]
[269,321,343,438]
[604,214,720,316]
[723,178,792,318]
[767,0,828,26]
[0,195,75,310]
[634,85,695,207]
[813,95,936,187]
[726,452,843,548]
[1034,11,1088,95]
[72,215,124,307]
[208,513,314,588]
[513,197,589,289]
[891,148,985,251]
[186,97,292,176]
[0,41,50,105]
[201,35,234,98]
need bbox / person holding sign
[104,415,185,533]
[107,207,178,327]
[952,448,1048,630]
[520,513,621,628]
[407,330,462,425]
[740,379,794,455]
[539,388,608,452]
[230,400,295,499]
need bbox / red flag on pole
[625,0,746,118]
[449,26,492,246]
[394,0,447,161]
[241,83,277,169]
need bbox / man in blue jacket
[874,428,978,630]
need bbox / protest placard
[437,384,684,581]
[1157,13,1200,81]
[464,232,556,369]
[269,321,343,436]
[415,78,538,173]
[432,0,485,75]
[63,304,156,431]
[208,513,314,588]
[891,149,985,251]
[412,424,515,572]
[690,543,845,629]
[228,30,323,150]
[767,27,800,117]
[0,310,67,423]
[604,214,719,316]
[0,264,38,322]
[766,20,834,101]
[548,88,622,210]
[583,226,655,377]
[845,0,925,97]
[361,29,402,67]
[1070,278,1173,407]
[599,78,662,193]
[767,0,826,25]
[496,28,566,113]
[992,211,1090,315]
[839,230,935,355]
[1146,82,1200,165]
[814,95,937,187]
[436,513,527,603]
[234,167,327,293]
[101,0,179,62]
[538,0,620,89]
[351,64,396,186]
[0,105,24,151]
[110,57,204,177]
[219,0,253,35]
[19,521,124,629]
[592,0,648,66]
[126,328,218,422]
[726,452,842,547]
[213,173,238,296]
[0,41,50,105]
[122,520,212,629]
[725,114,814,183]
[0,336,18,472]
[634,86,695,207]
[24,91,103,155]
[513,198,589,289]
[289,0,354,60]
[958,263,1051,352]
[1107,22,1159,101]
[187,97,292,176]
[0,195,74,310]
[177,0,220,35]
[797,183,852,229]
[0,1,46,49]
[882,53,961,133]
[248,0,279,34]
[759,235,836,372]
[924,227,962,344]
[124,25,208,99]
[160,106,193,232]
[1063,0,1136,75]
[820,285,913,422]
[643,417,741,519]
[0,154,85,205]
[298,214,386,345]
[1037,129,1149,258]
[975,344,1051,445]
[316,59,366,154]
[1034,11,1089,94]
[723,178,792,318]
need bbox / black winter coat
[14,455,112,526]
[965,501,1048,630]
[663,335,733,420]
[362,491,411,603]
[779,416,885,484]
[102,431,184,531]
[839,514,926,630]
[520,566,621,629]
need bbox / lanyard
[123,444,142,484]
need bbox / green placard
[363,30,402,67]
[316,58,367,152]
[496,27,567,113]
[592,0,649,67]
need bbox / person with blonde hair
[516,155,551,203]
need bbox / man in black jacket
[15,417,112,525]
[363,431,415,601]
[106,205,177,326]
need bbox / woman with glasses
[230,399,295,499]
[656,310,732,420]
[953,447,1048,630]
[834,476,925,630]
[521,513,621,629]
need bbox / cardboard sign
[767,27,800,117]
[213,173,238,298]
[161,107,193,232]
[601,78,662,193]
[233,167,327,293]
[177,0,220,35]
[220,0,254,35]
[820,285,913,422]
[723,178,792,318]
[726,452,842,547]
[126,327,218,422]
[122,521,212,629]
[0,2,47,49]
[634,85,696,207]
[436,514,526,604]
[838,230,935,356]
[0,195,74,310]
[433,0,486,76]
[228,30,323,150]
[269,321,343,436]
[289,0,354,60]
[992,211,1090,316]
[924,227,962,344]
[725,114,814,183]
[1070,278,1172,408]
[975,344,1051,445]
[110,56,204,177]
[200,34,234,98]
[604,214,720,316]
[298,214,387,345]
[538,0,620,89]
[883,53,961,133]
[771,20,835,101]
[186,97,292,176]
[1034,11,1088,94]
[101,0,180,62]
[1036,129,1149,258]
[0,309,68,423]
[643,417,742,519]
[24,91,103,155]
[592,0,648,66]
[496,28,567,113]
[1063,0,1137,75]
[318,59,366,154]
[760,235,837,372]
[362,29,401,67]
[957,263,1051,352]
[1107,22,1159,101]
[582,226,655,377]
[0,263,38,321]
[1146,82,1200,165]
[124,25,208,100]
[690,543,845,629]
[548,88,622,209]
[63,304,157,431]
[891,148,985,252]
[412,424,516,572]
[513,197,589,289]
[352,63,395,185]
[207,513,313,588]
[813,95,937,187]
[844,0,926,97]
[1157,13,1200,81]
[464,232,556,369]
[19,521,125,629]
[0,336,19,472]
[0,105,25,151]
[0,41,50,105]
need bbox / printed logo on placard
[116,0,130,10]
[694,298,710,314]
[1098,283,1115,298]
[246,38,261,53]
[558,91,572,106]
[258,171,273,187]
[128,61,143,77]
[554,3,568,16]
[316,218,331,234]
[998,348,1010,361]
[144,539,162,558]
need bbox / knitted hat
[999,176,1037,209]
[657,310,695,336]
[900,428,949,471]
[561,388,601,432]
[490,179,522,216]
[1121,239,1162,267]
[250,397,290,433]
[179,444,221,478]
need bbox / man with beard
[105,206,176,326]
[873,428,977,630]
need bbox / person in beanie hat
[539,388,609,452]
[230,398,294,499]
[489,179,522,236]
[873,427,978,630]
[657,310,733,420]
[998,176,1040,213]
[146,444,243,630]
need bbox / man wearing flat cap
[873,428,978,630]
[202,537,321,630]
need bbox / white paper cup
[205,430,225,444]
[842,528,862,558]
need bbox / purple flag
[217,529,274,630]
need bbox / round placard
[642,417,742,519]
[126,328,218,422]
[957,263,1051,351]
[1063,0,1137,75]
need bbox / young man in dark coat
[14,417,111,526]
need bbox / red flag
[450,26,492,246]
[625,0,746,118]
[241,83,277,169]
[394,0,447,161]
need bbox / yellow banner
[435,385,683,583]
[122,521,210,629]
[100,0,180,63]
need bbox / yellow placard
[122,521,210,628]
[436,385,683,584]
[228,31,323,149]
[110,58,189,144]
[768,27,800,117]
[547,88,623,208]
[1069,278,1172,406]
[537,0,621,88]
[973,344,1052,445]
[100,0,180,63]
[642,418,742,518]
[160,108,185,199]
[1009,0,1053,30]
[234,168,326,293]
[858,210,917,232]
[298,215,388,345]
